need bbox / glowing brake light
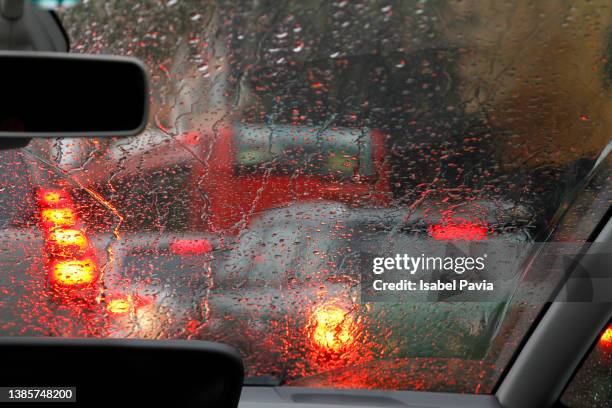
[38,189,71,207]
[107,297,132,315]
[429,220,488,241]
[600,325,612,349]
[41,208,76,228]
[41,191,61,205]
[51,258,97,286]
[169,239,213,255]
[47,228,88,255]
[36,187,101,304]
[310,304,356,353]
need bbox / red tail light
[46,228,89,257]
[600,325,612,349]
[105,294,150,315]
[40,208,77,229]
[38,189,72,207]
[37,187,99,302]
[169,239,213,255]
[429,220,488,241]
[106,297,132,315]
[309,304,356,354]
[50,258,98,287]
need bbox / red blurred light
[41,208,76,228]
[107,297,132,315]
[50,258,98,287]
[310,304,356,353]
[169,239,213,255]
[429,221,488,241]
[47,228,89,256]
[36,187,102,307]
[600,325,612,349]
[37,189,72,207]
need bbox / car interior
[0,1,610,407]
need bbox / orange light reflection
[52,258,97,286]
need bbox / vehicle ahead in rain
[0,0,611,407]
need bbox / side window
[561,323,612,407]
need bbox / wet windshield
[0,0,610,393]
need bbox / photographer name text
[370,253,494,292]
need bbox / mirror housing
[0,337,244,407]
[0,51,149,138]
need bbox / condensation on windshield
[0,0,609,393]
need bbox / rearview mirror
[0,51,148,137]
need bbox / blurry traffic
[0,0,609,394]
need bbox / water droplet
[293,40,304,53]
